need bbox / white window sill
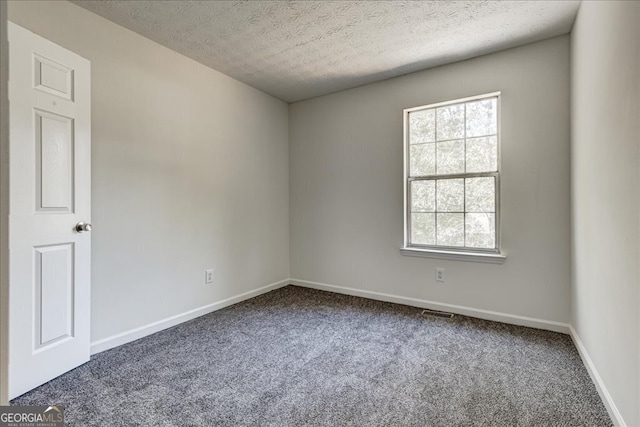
[400,247,507,264]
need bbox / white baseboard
[569,326,625,427]
[290,278,571,334]
[90,279,289,355]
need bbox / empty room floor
[13,286,611,426]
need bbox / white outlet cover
[205,269,214,284]
[436,268,445,282]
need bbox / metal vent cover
[421,309,455,319]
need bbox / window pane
[410,143,435,176]
[466,98,497,138]
[465,177,495,212]
[411,180,435,212]
[465,213,496,248]
[436,104,464,140]
[436,140,464,175]
[411,213,435,245]
[409,109,435,144]
[405,94,499,252]
[466,136,497,173]
[437,213,464,246]
[436,179,464,212]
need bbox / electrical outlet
[436,267,445,282]
[205,269,214,284]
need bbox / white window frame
[401,92,506,264]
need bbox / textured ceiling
[71,1,580,103]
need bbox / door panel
[36,110,74,212]
[35,243,74,347]
[8,22,91,400]
[33,54,74,100]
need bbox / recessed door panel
[36,110,74,212]
[34,244,74,348]
[33,54,74,101]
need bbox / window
[403,92,502,259]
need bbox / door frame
[1,0,11,407]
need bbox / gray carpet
[13,285,611,426]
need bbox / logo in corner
[0,404,65,427]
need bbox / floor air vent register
[421,309,455,319]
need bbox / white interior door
[8,22,91,400]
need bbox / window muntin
[404,93,500,253]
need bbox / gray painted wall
[8,0,290,343]
[571,2,640,425]
[290,36,571,323]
